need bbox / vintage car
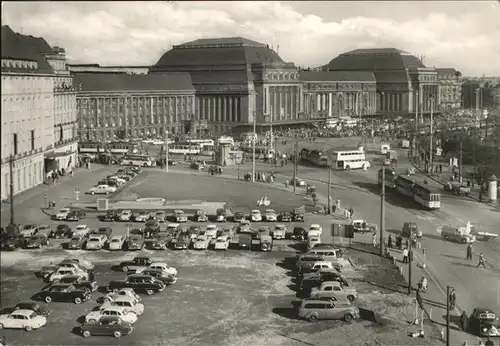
[298,299,359,322]
[102,288,142,305]
[1,236,23,251]
[74,224,91,237]
[58,275,98,292]
[278,212,292,222]
[126,234,145,251]
[299,272,350,297]
[55,208,71,221]
[154,211,167,223]
[215,208,228,223]
[68,234,87,250]
[351,220,377,234]
[256,226,271,240]
[205,224,218,239]
[264,209,278,222]
[66,210,86,222]
[308,224,323,236]
[49,224,72,238]
[186,226,201,239]
[238,233,252,249]
[48,267,89,283]
[195,210,208,222]
[119,210,133,222]
[239,220,251,233]
[296,255,325,273]
[468,308,500,337]
[233,212,245,223]
[89,184,116,195]
[260,235,273,252]
[102,210,118,222]
[250,210,262,222]
[93,227,113,239]
[20,224,38,238]
[214,235,230,250]
[144,262,178,276]
[85,307,138,325]
[175,210,188,223]
[24,234,49,249]
[0,309,47,331]
[149,233,169,250]
[80,316,134,338]
[13,301,51,317]
[292,208,305,222]
[310,281,357,302]
[38,265,59,280]
[138,268,177,285]
[119,256,152,273]
[100,295,144,315]
[133,211,149,222]
[272,224,287,240]
[108,274,166,295]
[166,223,181,233]
[193,235,210,250]
[291,178,306,187]
[145,220,160,235]
[37,283,92,304]
[172,236,190,250]
[62,257,95,270]
[86,234,108,250]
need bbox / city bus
[186,138,215,148]
[394,176,441,209]
[200,145,215,156]
[377,168,398,189]
[169,143,202,155]
[332,150,370,170]
[78,141,137,155]
[121,154,155,167]
[307,150,329,167]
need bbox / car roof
[310,224,321,228]
[149,262,168,266]
[111,295,136,302]
[251,210,260,212]
[11,309,36,316]
[15,301,38,307]
[60,275,80,280]
[51,283,73,288]
[322,281,342,286]
[174,210,184,213]
[167,223,180,227]
[127,274,154,279]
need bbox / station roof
[300,71,376,82]
[326,48,425,71]
[72,72,194,92]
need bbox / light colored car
[146,262,177,276]
[20,224,38,238]
[310,281,358,302]
[89,184,116,195]
[86,234,107,250]
[0,309,47,331]
[100,295,144,315]
[55,208,71,220]
[273,224,287,240]
[264,209,277,222]
[291,178,306,187]
[239,220,251,233]
[62,257,95,270]
[166,223,180,232]
[49,268,89,283]
[134,211,150,222]
[205,224,218,239]
[108,236,126,251]
[309,224,323,236]
[155,211,167,223]
[35,224,52,238]
[85,307,138,325]
[175,210,188,223]
[108,176,126,185]
[250,210,262,222]
[298,299,359,322]
[193,235,210,250]
[119,210,133,222]
[307,237,321,251]
[103,288,142,304]
[214,235,229,250]
[74,225,90,237]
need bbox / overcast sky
[2,1,500,76]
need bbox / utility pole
[446,286,451,346]
[415,90,419,159]
[9,154,15,226]
[429,96,434,174]
[327,154,332,213]
[252,111,256,183]
[165,130,169,173]
[408,234,413,294]
[459,139,463,183]
[293,141,298,193]
[380,164,386,256]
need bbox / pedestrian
[459,311,469,332]
[285,179,289,188]
[402,248,409,263]
[336,199,341,210]
[477,253,486,268]
[466,243,473,260]
[332,205,337,214]
[449,288,456,310]
[388,234,393,248]
[372,232,377,247]
[439,164,443,173]
[323,205,328,215]
[348,207,354,218]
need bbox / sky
[2,1,500,76]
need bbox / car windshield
[23,225,34,230]
[252,211,259,214]
[88,237,100,242]
[60,209,70,213]
[111,238,121,242]
[71,237,81,241]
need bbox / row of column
[264,86,302,121]
[379,92,404,112]
[305,92,376,117]
[197,96,240,123]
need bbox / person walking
[449,288,456,310]
[285,179,289,188]
[477,253,486,268]
[388,234,393,249]
[466,243,473,260]
[402,248,409,263]
[372,232,377,247]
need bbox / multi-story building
[72,72,195,140]
[68,64,149,75]
[435,68,462,109]
[462,80,498,111]
[1,25,77,201]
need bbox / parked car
[74,225,90,237]
[260,235,273,252]
[13,301,51,317]
[24,234,49,249]
[468,308,500,337]
[58,275,98,292]
[49,224,72,238]
[108,235,126,251]
[155,211,167,223]
[140,269,177,285]
[233,212,245,223]
[194,210,208,222]
[80,316,134,338]
[250,210,262,222]
[133,211,149,222]
[166,223,181,233]
[20,224,38,238]
[102,288,142,305]
[292,207,305,222]
[119,256,153,273]
[93,227,113,239]
[85,307,138,325]
[193,235,210,250]
[108,274,166,295]
[291,227,307,240]
[0,309,47,331]
[272,224,287,240]
[100,295,144,315]
[239,220,251,233]
[214,235,230,250]
[172,236,190,250]
[66,210,86,222]
[38,265,59,281]
[310,281,357,302]
[264,209,277,222]
[67,234,87,250]
[86,234,108,250]
[144,262,177,276]
[126,234,144,251]
[298,299,359,322]
[278,212,292,222]
[37,283,92,304]
[1,236,23,251]
[175,210,188,223]
[55,208,71,221]
[204,224,218,239]
[145,220,160,234]
[119,210,133,222]
[215,208,227,222]
[103,210,117,222]
[62,257,95,270]
[291,178,306,187]
[149,233,169,250]
[48,267,89,283]
[238,233,252,249]
[89,184,116,195]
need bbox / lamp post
[380,158,386,257]
[9,154,15,226]
[429,95,435,174]
[252,111,256,183]
[164,130,169,173]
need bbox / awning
[44,150,77,158]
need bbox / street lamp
[429,95,435,174]
[252,111,256,183]
[164,130,169,173]
[380,154,388,257]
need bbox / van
[309,249,339,262]
[441,226,476,244]
[402,222,421,238]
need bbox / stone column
[212,96,216,122]
[317,93,321,111]
[234,97,239,123]
[299,87,304,113]
[217,97,221,122]
[328,92,333,118]
[228,97,233,122]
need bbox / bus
[186,138,215,148]
[201,145,215,156]
[332,150,370,170]
[307,150,329,167]
[377,168,398,189]
[169,143,201,155]
[121,154,155,167]
[394,176,441,209]
[217,136,235,146]
[78,141,137,155]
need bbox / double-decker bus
[121,154,155,167]
[168,143,201,155]
[394,176,441,209]
[377,168,398,189]
[332,150,370,170]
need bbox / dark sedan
[24,234,49,249]
[279,212,292,222]
[93,227,112,239]
[102,210,117,222]
[66,210,86,221]
[13,301,52,317]
[80,316,133,338]
[49,224,72,238]
[233,212,245,223]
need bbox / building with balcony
[324,48,440,117]
[435,68,462,109]
[1,25,78,201]
[72,72,195,141]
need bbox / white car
[103,288,142,304]
[85,307,138,324]
[214,236,229,250]
[309,224,323,236]
[86,234,107,250]
[273,224,287,240]
[62,257,95,271]
[0,309,47,331]
[146,262,177,276]
[175,210,188,223]
[74,225,90,237]
[166,223,180,232]
[193,235,210,250]
[119,210,132,222]
[88,184,116,195]
[134,211,150,222]
[307,237,321,251]
[20,224,38,238]
[100,295,144,315]
[250,210,262,222]
[205,224,218,239]
[264,209,277,222]
[49,268,89,282]
[36,224,52,238]
[239,220,251,233]
[108,235,126,250]
[55,208,71,220]
[108,176,126,185]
